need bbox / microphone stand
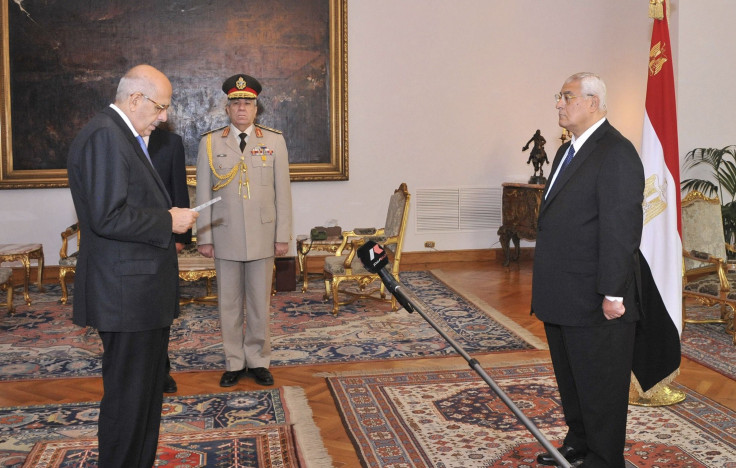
[375,269,571,468]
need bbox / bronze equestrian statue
[523,129,549,184]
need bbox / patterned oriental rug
[0,387,332,468]
[0,271,544,382]
[327,364,736,468]
[680,303,736,381]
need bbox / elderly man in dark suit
[147,126,191,394]
[532,72,644,468]
[67,64,197,467]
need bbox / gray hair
[565,72,607,112]
[115,71,158,103]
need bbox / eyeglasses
[554,93,592,104]
[138,93,170,112]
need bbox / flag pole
[628,0,685,407]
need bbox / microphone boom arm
[357,241,570,468]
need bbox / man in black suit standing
[147,125,191,393]
[68,64,197,467]
[532,72,644,468]
[148,126,191,250]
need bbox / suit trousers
[215,256,274,371]
[544,321,636,468]
[98,327,170,468]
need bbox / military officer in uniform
[196,74,292,387]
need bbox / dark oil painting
[2,0,347,187]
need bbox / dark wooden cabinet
[497,183,544,266]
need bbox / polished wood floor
[1,259,734,467]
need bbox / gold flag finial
[649,0,664,20]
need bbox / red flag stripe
[645,2,681,235]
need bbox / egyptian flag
[631,0,682,397]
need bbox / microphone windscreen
[357,240,389,273]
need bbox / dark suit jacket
[67,106,180,332]
[149,128,192,244]
[531,120,644,326]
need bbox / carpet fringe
[282,386,335,468]
[630,368,681,399]
[429,269,549,350]
[314,356,553,378]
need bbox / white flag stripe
[640,111,682,335]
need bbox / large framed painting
[0,0,347,188]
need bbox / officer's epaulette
[255,123,282,134]
[200,125,228,137]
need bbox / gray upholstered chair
[0,267,14,314]
[59,223,79,305]
[323,183,410,316]
[681,191,736,344]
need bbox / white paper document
[191,196,222,212]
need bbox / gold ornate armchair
[323,183,410,316]
[0,267,14,314]
[681,191,735,343]
[59,223,80,305]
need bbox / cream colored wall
[2,0,734,264]
[678,0,736,155]
[288,0,651,252]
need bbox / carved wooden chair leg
[330,278,342,316]
[0,268,14,315]
[59,269,70,305]
[2,282,13,315]
[323,277,331,300]
[36,254,45,293]
[6,284,12,314]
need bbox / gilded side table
[296,235,351,292]
[497,183,544,266]
[178,255,217,304]
[0,243,45,305]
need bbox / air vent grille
[416,186,501,232]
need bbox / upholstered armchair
[323,183,410,316]
[681,191,736,343]
[59,223,79,305]
[0,267,14,314]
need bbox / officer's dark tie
[239,132,247,152]
[559,144,575,173]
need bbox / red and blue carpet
[0,271,544,381]
[0,387,331,468]
[327,364,736,467]
[681,303,736,380]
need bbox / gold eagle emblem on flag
[643,174,667,226]
[649,41,668,77]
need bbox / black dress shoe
[248,367,274,386]
[219,368,246,387]
[164,373,177,393]
[537,445,586,466]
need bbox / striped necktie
[559,144,575,173]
